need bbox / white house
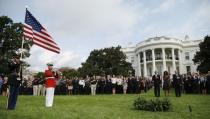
[122,36,202,76]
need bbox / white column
[143,50,147,77]
[162,48,166,72]
[152,49,156,74]
[178,49,182,74]
[171,48,176,74]
[137,53,141,76]
[135,55,138,76]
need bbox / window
[176,66,180,74]
[155,52,162,60]
[131,57,134,64]
[141,68,143,77]
[149,67,152,76]
[166,53,172,59]
[140,57,143,63]
[146,53,152,61]
[175,54,179,60]
[168,66,171,74]
[185,52,190,60]
[156,65,162,75]
[186,66,191,73]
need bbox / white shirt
[117,78,122,85]
[111,78,117,84]
[79,80,85,87]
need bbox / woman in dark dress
[163,71,170,96]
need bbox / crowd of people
[1,71,210,97]
[152,71,210,97]
[0,75,153,96]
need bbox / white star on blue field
[0,0,210,71]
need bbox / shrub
[133,97,172,112]
[162,98,172,111]
[133,97,147,110]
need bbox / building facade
[122,36,202,77]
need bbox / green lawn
[0,90,210,119]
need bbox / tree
[0,16,33,74]
[193,35,210,73]
[59,67,79,78]
[78,46,134,77]
[35,72,44,78]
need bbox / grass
[0,89,210,119]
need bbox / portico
[137,48,181,76]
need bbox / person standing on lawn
[44,62,56,107]
[173,71,182,97]
[6,54,22,110]
[152,71,161,97]
[163,71,170,96]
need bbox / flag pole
[20,37,25,60]
[17,37,25,82]
[18,5,28,80]
[21,5,28,60]
[18,6,28,77]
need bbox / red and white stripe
[23,23,60,54]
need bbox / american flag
[23,9,60,54]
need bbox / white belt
[45,77,55,79]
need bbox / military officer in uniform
[7,54,22,110]
[44,62,56,107]
[152,71,161,97]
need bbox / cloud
[135,0,210,40]
[31,0,139,37]
[25,46,81,71]
[151,0,176,13]
[170,1,210,39]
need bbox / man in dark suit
[152,71,161,97]
[7,54,22,110]
[72,77,79,95]
[173,71,182,97]
[206,71,210,94]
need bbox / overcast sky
[0,0,210,71]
